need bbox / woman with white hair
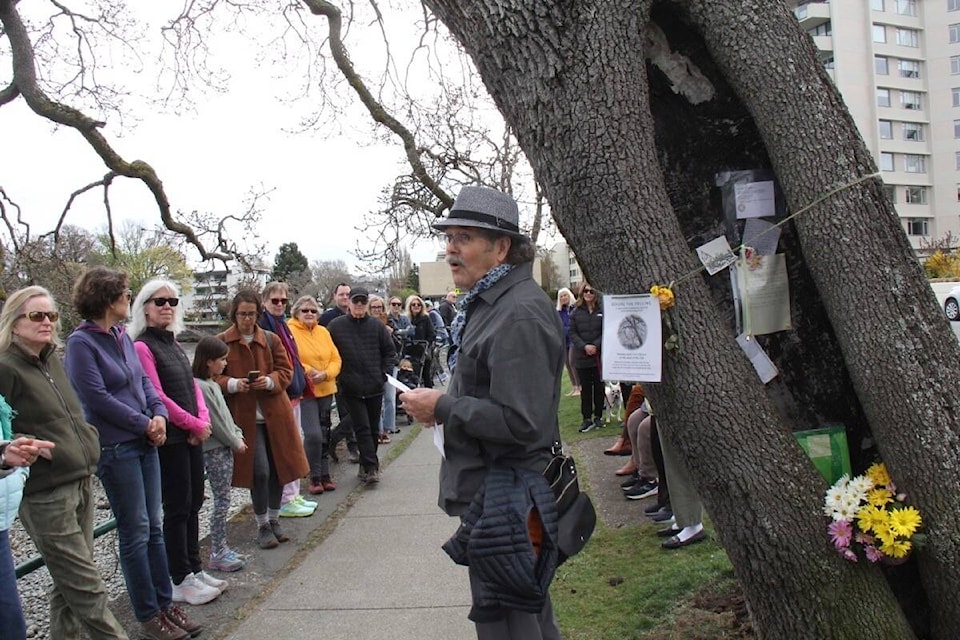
[130,279,223,606]
[556,287,580,396]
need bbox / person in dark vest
[401,186,565,639]
[131,279,224,607]
[320,283,359,463]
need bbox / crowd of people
[0,183,701,640]
[0,266,460,640]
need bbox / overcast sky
[0,3,454,275]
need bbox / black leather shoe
[655,525,681,538]
[661,530,707,549]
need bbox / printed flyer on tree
[600,294,662,382]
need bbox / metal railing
[14,517,117,579]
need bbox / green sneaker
[279,498,314,518]
[292,494,318,510]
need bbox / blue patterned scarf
[447,263,515,373]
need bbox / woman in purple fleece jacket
[65,267,200,640]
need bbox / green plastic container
[794,425,852,485]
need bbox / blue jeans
[379,367,397,433]
[97,440,172,622]
[0,529,26,640]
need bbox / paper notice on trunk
[696,236,738,275]
[735,333,779,384]
[734,180,776,219]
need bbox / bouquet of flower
[822,462,924,563]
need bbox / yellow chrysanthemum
[889,506,922,537]
[867,487,894,508]
[866,462,891,488]
[880,537,912,559]
[874,526,897,547]
[650,285,675,310]
[857,505,890,534]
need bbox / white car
[944,285,960,321]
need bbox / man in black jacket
[327,287,397,485]
[438,290,458,328]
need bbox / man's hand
[2,437,56,466]
[399,388,443,426]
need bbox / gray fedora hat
[432,186,527,240]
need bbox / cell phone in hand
[247,371,261,383]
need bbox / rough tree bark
[423,0,960,637]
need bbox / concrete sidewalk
[222,427,473,640]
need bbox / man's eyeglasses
[18,311,60,323]
[351,297,369,305]
[299,309,318,314]
[270,298,288,306]
[236,311,258,318]
[150,297,180,307]
[442,231,474,247]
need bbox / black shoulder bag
[543,440,596,564]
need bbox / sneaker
[348,450,360,464]
[293,494,318,510]
[321,476,337,492]
[624,480,658,500]
[645,503,670,515]
[269,519,290,543]
[365,468,381,485]
[209,547,245,572]
[357,468,369,482]
[620,473,640,490]
[195,570,227,591]
[279,497,315,518]
[257,523,279,549]
[171,574,220,606]
[163,606,202,638]
[650,509,675,523]
[593,417,604,429]
[140,612,188,640]
[577,419,596,433]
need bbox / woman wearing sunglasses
[569,283,605,433]
[65,267,201,639]
[0,285,127,639]
[130,280,224,606]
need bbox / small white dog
[604,382,623,424]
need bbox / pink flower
[855,532,875,545]
[864,545,883,563]
[828,520,853,549]
[842,548,858,562]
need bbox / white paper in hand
[433,424,445,458]
[386,373,411,393]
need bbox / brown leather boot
[615,460,638,476]
[604,436,632,456]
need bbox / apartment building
[795,0,960,251]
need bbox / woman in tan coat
[216,290,308,549]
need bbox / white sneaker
[195,570,228,591]
[171,574,220,605]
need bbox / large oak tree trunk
[420,0,960,636]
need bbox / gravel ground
[10,476,250,639]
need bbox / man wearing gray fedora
[401,185,565,639]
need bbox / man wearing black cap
[327,287,397,485]
[401,186,565,639]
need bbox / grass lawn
[552,380,751,639]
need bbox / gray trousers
[19,476,128,639]
[658,424,704,529]
[469,566,561,640]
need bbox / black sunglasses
[582,288,595,294]
[150,297,180,307]
[390,302,401,306]
[270,297,289,306]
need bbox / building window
[896,28,919,47]
[903,122,923,141]
[904,154,926,173]
[905,186,926,204]
[877,88,892,107]
[907,218,929,236]
[955,120,960,138]
[901,91,922,110]
[873,25,887,43]
[823,56,835,70]
[808,22,832,37]
[898,59,920,78]
[879,120,894,139]
[880,152,895,171]
[896,0,917,16]
[953,56,960,75]
[952,24,960,43]
[875,56,889,75]
[951,0,960,12]
[873,0,885,10]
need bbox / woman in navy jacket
[568,284,605,433]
